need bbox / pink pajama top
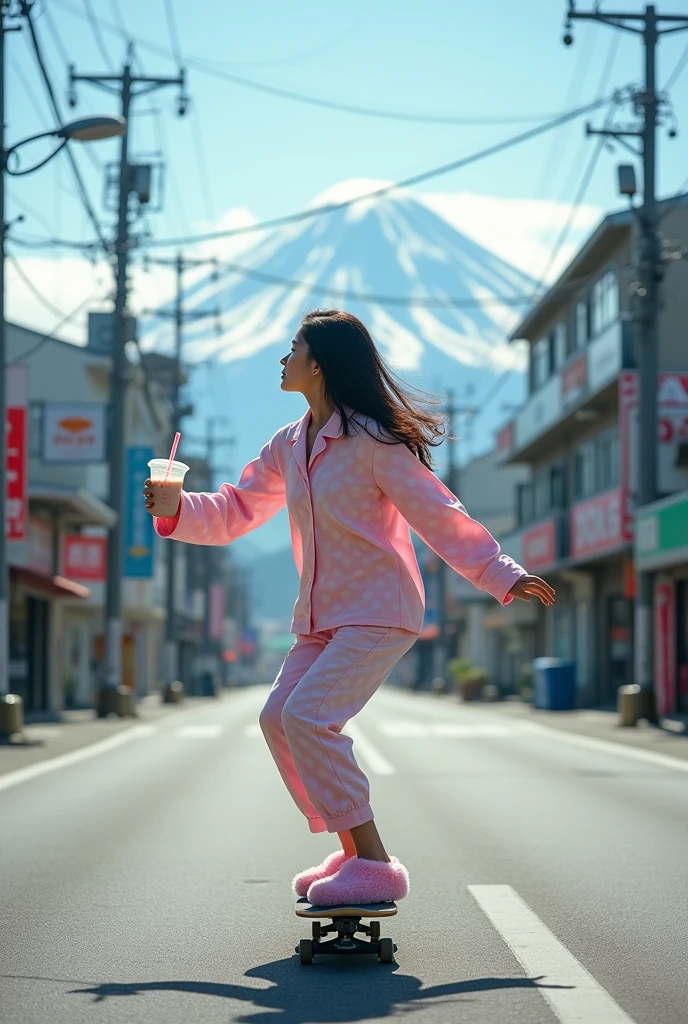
[154,406,527,636]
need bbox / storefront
[635,489,688,717]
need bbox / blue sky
[8,0,688,249]
[6,0,688,492]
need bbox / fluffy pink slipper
[306,855,409,906]
[291,849,353,898]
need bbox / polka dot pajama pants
[259,624,418,834]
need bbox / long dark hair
[299,308,446,470]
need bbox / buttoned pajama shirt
[155,407,527,833]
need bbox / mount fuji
[143,181,535,556]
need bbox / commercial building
[497,193,688,708]
[635,489,688,716]
[7,319,171,714]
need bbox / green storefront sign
[635,490,688,570]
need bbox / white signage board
[42,402,107,463]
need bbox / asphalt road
[2,683,687,1024]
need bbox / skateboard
[295,897,398,964]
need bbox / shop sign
[63,535,107,581]
[6,364,28,541]
[587,321,622,393]
[522,519,556,570]
[124,446,154,578]
[570,488,623,560]
[620,371,688,539]
[561,353,587,407]
[635,492,688,571]
[654,579,676,718]
[42,402,107,462]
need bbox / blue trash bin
[532,658,576,711]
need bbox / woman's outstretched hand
[508,574,555,607]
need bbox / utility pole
[563,3,688,722]
[433,389,476,686]
[145,253,218,700]
[69,50,186,716]
[0,1,21,709]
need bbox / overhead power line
[664,39,688,91]
[141,94,614,249]
[83,0,115,71]
[52,0,605,127]
[22,4,110,252]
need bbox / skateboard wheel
[370,921,380,941]
[298,939,313,964]
[378,937,394,963]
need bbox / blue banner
[124,446,154,578]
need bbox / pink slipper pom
[306,855,409,906]
[291,849,352,898]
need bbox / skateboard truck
[295,898,398,964]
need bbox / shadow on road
[5,965,572,1022]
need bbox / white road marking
[0,725,158,794]
[343,720,395,775]
[377,721,520,738]
[469,885,637,1024]
[176,724,224,738]
[244,723,262,737]
[516,719,688,774]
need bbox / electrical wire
[8,250,70,319]
[162,0,183,68]
[533,95,619,291]
[6,290,104,363]
[83,0,115,71]
[664,38,688,91]
[22,4,110,252]
[51,0,604,128]
[141,94,613,249]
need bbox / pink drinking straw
[164,431,181,481]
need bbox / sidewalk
[0,690,234,778]
[482,696,688,764]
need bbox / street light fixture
[0,111,128,739]
[3,114,126,175]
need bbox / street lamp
[0,112,127,739]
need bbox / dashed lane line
[469,885,637,1023]
[175,724,225,738]
[342,720,395,775]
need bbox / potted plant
[460,666,488,702]
[447,657,472,698]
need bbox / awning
[29,484,117,528]
[10,567,91,600]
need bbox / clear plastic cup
[147,458,189,518]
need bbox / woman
[143,309,555,907]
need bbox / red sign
[619,371,688,541]
[570,488,622,560]
[522,519,556,570]
[654,580,675,718]
[6,407,27,540]
[561,354,587,407]
[496,421,515,455]
[63,535,107,581]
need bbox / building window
[533,466,552,520]
[516,482,534,527]
[532,336,551,390]
[553,321,567,371]
[574,440,596,499]
[590,270,618,337]
[596,425,620,491]
[575,299,589,350]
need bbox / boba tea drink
[147,458,189,517]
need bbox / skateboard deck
[295,897,398,964]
